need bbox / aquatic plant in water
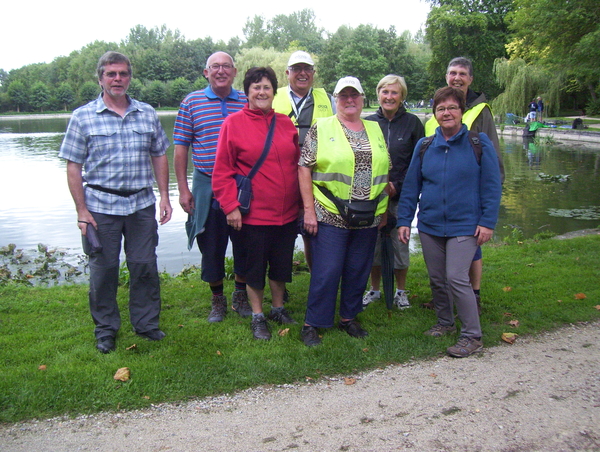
[547,206,600,220]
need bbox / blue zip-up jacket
[397,124,501,237]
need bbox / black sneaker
[136,329,166,341]
[301,325,321,347]
[338,319,368,338]
[96,336,115,354]
[251,316,271,340]
[267,308,296,324]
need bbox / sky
[2,1,431,72]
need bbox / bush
[585,98,600,116]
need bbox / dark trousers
[196,206,246,283]
[84,205,161,339]
[305,223,378,328]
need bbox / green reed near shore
[0,235,598,423]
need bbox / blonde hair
[376,74,407,101]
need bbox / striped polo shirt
[173,85,247,176]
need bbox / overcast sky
[2,1,430,72]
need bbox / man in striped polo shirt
[173,52,250,322]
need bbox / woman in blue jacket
[397,86,501,358]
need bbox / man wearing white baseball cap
[273,50,335,147]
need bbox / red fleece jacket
[213,106,301,226]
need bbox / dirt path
[1,321,599,451]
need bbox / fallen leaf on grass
[143,395,150,400]
[575,293,587,300]
[178,324,184,328]
[501,333,518,344]
[126,344,137,350]
[526,263,535,267]
[508,320,520,328]
[503,287,512,292]
[362,348,369,352]
[216,350,222,356]
[38,365,47,371]
[503,312,513,317]
[114,367,130,382]
[595,305,600,311]
[278,328,290,337]
[344,377,356,385]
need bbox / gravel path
[1,321,599,451]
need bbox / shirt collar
[204,85,241,101]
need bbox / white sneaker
[362,289,381,306]
[394,290,411,309]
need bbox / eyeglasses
[435,105,460,114]
[104,71,131,79]
[289,65,314,73]
[208,63,234,71]
[336,93,362,100]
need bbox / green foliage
[0,235,599,422]
[586,98,600,116]
[143,80,168,108]
[168,77,193,106]
[29,81,51,112]
[425,0,511,98]
[79,81,100,104]
[7,80,28,112]
[55,82,75,111]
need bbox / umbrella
[380,214,396,313]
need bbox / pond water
[1,114,599,281]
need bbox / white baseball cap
[287,51,315,67]
[333,76,364,96]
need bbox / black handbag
[219,115,277,215]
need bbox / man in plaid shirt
[59,51,172,354]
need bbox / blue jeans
[305,223,378,328]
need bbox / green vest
[312,116,388,216]
[424,102,489,136]
[272,87,333,127]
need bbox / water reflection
[1,114,599,276]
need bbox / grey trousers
[419,231,481,338]
[83,205,161,339]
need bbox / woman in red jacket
[213,67,301,341]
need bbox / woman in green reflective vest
[298,76,389,347]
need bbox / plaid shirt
[59,95,169,216]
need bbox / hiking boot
[267,308,296,324]
[475,294,482,316]
[251,316,271,340]
[424,323,457,337]
[362,289,381,306]
[447,336,483,358]
[207,295,227,323]
[301,325,321,347]
[394,290,411,309]
[231,290,252,318]
[339,319,369,338]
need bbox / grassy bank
[1,235,599,423]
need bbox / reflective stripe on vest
[424,102,490,136]
[312,116,388,215]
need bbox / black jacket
[366,106,425,200]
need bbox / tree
[79,81,100,105]
[425,0,511,98]
[143,80,168,108]
[506,0,600,102]
[243,15,269,48]
[127,78,144,100]
[168,77,193,106]
[30,81,51,112]
[233,47,287,91]
[7,80,28,112]
[55,82,75,111]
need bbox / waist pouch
[86,184,145,197]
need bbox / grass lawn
[0,234,599,423]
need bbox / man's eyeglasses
[435,105,460,114]
[289,65,314,74]
[208,63,234,71]
[104,71,131,79]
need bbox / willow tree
[492,58,561,117]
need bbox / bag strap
[247,115,277,180]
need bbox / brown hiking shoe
[424,323,457,337]
[251,316,271,340]
[207,295,227,323]
[447,336,483,358]
[231,290,252,318]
